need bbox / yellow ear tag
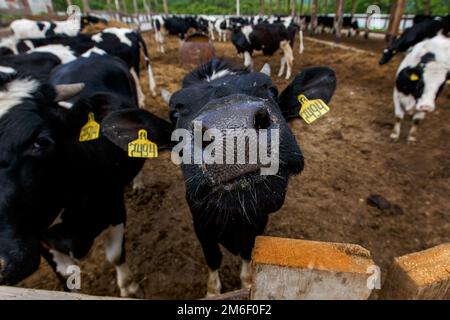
[297,94,330,124]
[447,79,450,85]
[79,112,100,142]
[128,129,158,158]
[410,73,419,81]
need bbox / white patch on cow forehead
[0,78,39,119]
[29,44,77,64]
[206,69,236,82]
[101,28,133,47]
[81,46,107,57]
[242,25,253,44]
[0,66,16,74]
[57,101,73,109]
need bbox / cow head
[171,59,335,231]
[396,53,450,113]
[379,48,398,65]
[0,72,85,284]
[80,15,108,30]
[105,59,336,235]
[0,71,170,285]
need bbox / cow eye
[33,137,54,152]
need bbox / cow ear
[102,109,173,152]
[278,66,337,121]
[397,66,421,84]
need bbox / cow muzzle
[191,95,280,185]
[417,105,435,113]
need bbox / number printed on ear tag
[298,94,330,124]
[79,112,100,142]
[128,129,158,158]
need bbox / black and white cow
[108,58,337,296]
[152,15,166,53]
[390,34,450,142]
[0,54,171,296]
[9,15,107,39]
[231,23,297,79]
[0,28,157,101]
[214,17,231,42]
[0,47,75,81]
[380,15,450,65]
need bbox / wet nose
[192,99,275,185]
[195,101,272,132]
[417,105,434,112]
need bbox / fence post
[251,236,375,300]
[379,243,450,299]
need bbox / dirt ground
[20,31,450,299]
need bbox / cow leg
[280,40,294,79]
[160,32,165,54]
[278,56,286,78]
[299,29,304,54]
[104,223,144,298]
[243,51,253,71]
[132,170,146,190]
[240,259,252,289]
[41,247,78,291]
[129,68,146,108]
[407,112,426,143]
[390,91,404,141]
[147,63,157,97]
[198,236,222,297]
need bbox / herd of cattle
[0,10,448,298]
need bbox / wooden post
[276,0,281,15]
[0,286,130,300]
[291,0,296,17]
[251,237,375,300]
[379,243,450,299]
[162,0,168,15]
[310,0,318,34]
[66,0,73,6]
[82,0,90,14]
[299,0,304,16]
[323,0,329,15]
[236,0,240,16]
[133,0,140,26]
[122,0,129,15]
[423,0,431,15]
[106,0,113,15]
[351,0,356,16]
[287,0,290,15]
[334,0,345,41]
[259,0,265,15]
[269,0,273,15]
[385,0,406,43]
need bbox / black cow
[0,51,65,81]
[164,16,199,40]
[380,15,450,65]
[105,58,337,296]
[0,55,171,297]
[231,23,297,79]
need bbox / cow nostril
[254,109,271,130]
